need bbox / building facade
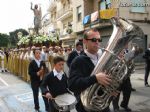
[48,0,76,48]
[47,0,150,63]
[73,0,150,63]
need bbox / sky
[0,0,50,34]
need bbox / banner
[100,8,117,19]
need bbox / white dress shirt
[53,68,64,80]
[85,50,102,66]
[34,58,41,68]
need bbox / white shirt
[85,50,102,66]
[75,49,81,55]
[53,68,64,80]
[34,58,41,68]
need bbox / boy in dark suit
[41,56,70,112]
[28,48,49,112]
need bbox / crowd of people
[0,28,149,112]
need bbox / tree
[9,28,29,46]
[0,33,9,47]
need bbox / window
[99,0,111,10]
[131,0,146,13]
[77,5,82,22]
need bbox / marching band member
[28,48,49,112]
[112,75,132,112]
[41,56,70,112]
[68,28,113,112]
[143,44,150,87]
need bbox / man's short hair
[76,41,83,47]
[53,56,65,65]
[83,28,99,39]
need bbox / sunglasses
[86,38,102,42]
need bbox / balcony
[57,6,73,21]
[60,32,76,41]
[83,9,117,29]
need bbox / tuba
[80,18,144,111]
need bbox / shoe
[5,70,8,72]
[145,84,150,87]
[35,109,41,112]
[1,70,4,73]
[131,88,136,91]
[45,109,49,112]
[114,108,120,112]
[120,105,132,112]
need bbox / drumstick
[42,95,69,104]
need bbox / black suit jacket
[67,50,83,67]
[69,53,112,112]
[28,60,46,84]
[68,53,97,96]
[41,71,69,97]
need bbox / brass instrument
[80,18,144,111]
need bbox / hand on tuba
[95,72,112,87]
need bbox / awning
[100,8,117,19]
[91,11,99,22]
[83,15,91,25]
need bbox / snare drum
[53,93,77,112]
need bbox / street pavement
[0,68,150,112]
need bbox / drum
[53,93,77,112]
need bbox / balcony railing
[57,6,73,20]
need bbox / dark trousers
[112,77,132,109]
[31,82,49,110]
[144,64,150,85]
